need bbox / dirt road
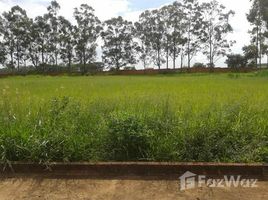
[0,176,267,200]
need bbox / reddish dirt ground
[0,176,267,200]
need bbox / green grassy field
[0,72,268,163]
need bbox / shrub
[193,63,206,68]
[104,112,151,161]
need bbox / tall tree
[2,6,30,70]
[160,5,172,69]
[138,10,165,69]
[200,0,235,68]
[32,15,51,69]
[27,18,40,68]
[183,0,203,68]
[134,21,152,69]
[247,0,266,68]
[166,2,187,69]
[101,16,138,70]
[74,4,101,73]
[58,16,75,70]
[46,0,60,66]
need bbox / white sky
[0,0,252,67]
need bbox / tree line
[0,0,237,72]
[226,0,268,69]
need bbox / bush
[123,66,136,71]
[226,54,248,69]
[104,112,151,161]
[193,63,206,68]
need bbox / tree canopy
[0,0,237,71]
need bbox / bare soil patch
[0,176,267,200]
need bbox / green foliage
[226,54,248,69]
[193,63,206,68]
[253,69,268,77]
[74,4,102,73]
[101,16,138,70]
[200,0,235,67]
[104,112,151,161]
[0,0,237,70]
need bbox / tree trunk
[267,54,268,68]
[259,25,262,68]
[68,53,72,73]
[181,53,184,69]
[166,48,169,69]
[55,51,58,66]
[143,59,146,69]
[83,48,86,74]
[157,47,161,70]
[259,51,262,68]
[116,57,120,71]
[41,43,45,72]
[172,45,176,69]
[187,31,191,68]
[209,35,213,68]
[173,56,176,69]
[256,24,259,68]
[41,47,44,64]
[188,53,190,68]
[10,51,14,70]
[16,41,20,71]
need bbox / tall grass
[0,74,267,163]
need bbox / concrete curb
[1,162,267,180]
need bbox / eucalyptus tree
[101,16,138,70]
[134,21,152,69]
[27,18,40,68]
[58,16,75,70]
[34,15,51,67]
[166,1,187,69]
[1,10,14,69]
[46,0,60,66]
[247,0,266,67]
[200,0,235,68]
[74,4,101,73]
[183,0,203,68]
[160,5,172,69]
[150,9,166,69]
[138,9,166,69]
[2,6,30,70]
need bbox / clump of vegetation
[193,63,206,68]
[253,70,268,77]
[226,54,248,69]
[104,112,151,161]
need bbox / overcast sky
[0,0,252,67]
